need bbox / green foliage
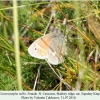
[0,0,100,90]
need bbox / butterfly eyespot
[35,48,37,50]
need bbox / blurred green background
[0,0,100,90]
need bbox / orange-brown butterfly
[28,26,67,65]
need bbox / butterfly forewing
[28,34,52,59]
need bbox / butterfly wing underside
[47,34,67,65]
[28,26,67,65]
[28,34,52,59]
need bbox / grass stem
[13,0,22,90]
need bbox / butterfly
[28,26,67,65]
